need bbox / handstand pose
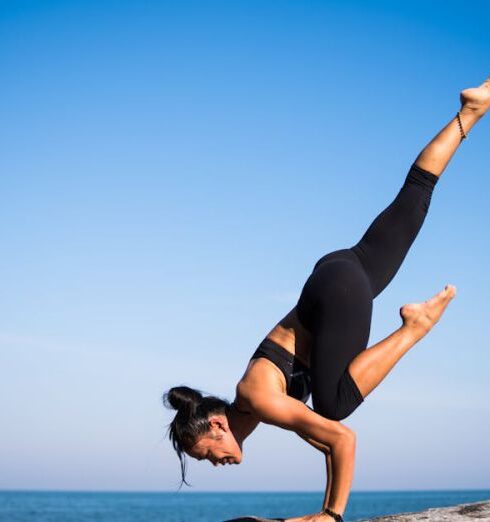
[163,76,490,522]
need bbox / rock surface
[357,499,490,521]
[223,499,490,522]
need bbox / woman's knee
[313,399,342,421]
[312,373,364,421]
[314,401,361,422]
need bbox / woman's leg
[303,133,443,419]
[414,76,490,176]
[350,162,439,298]
[350,76,490,298]
[299,76,490,419]
[299,250,374,421]
[348,284,456,399]
[303,162,442,419]
[347,78,490,399]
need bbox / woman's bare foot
[400,284,457,340]
[460,75,490,116]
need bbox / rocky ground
[357,499,490,521]
[224,499,490,522]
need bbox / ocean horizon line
[1,488,489,494]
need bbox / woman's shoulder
[239,358,286,395]
[234,359,286,416]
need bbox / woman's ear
[208,414,229,432]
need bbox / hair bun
[163,386,203,416]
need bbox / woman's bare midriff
[264,306,312,368]
[234,307,312,412]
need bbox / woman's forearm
[322,450,333,510]
[251,394,357,517]
[294,420,355,515]
[296,433,334,511]
[325,433,356,516]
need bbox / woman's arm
[249,392,356,517]
[297,433,333,510]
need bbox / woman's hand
[250,394,355,520]
[286,511,336,522]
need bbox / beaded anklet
[456,111,468,141]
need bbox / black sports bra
[250,337,311,404]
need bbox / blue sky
[1,0,489,492]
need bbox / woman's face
[187,414,242,466]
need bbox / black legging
[296,163,439,421]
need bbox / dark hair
[162,385,230,489]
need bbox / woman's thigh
[297,249,373,420]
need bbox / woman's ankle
[460,103,486,120]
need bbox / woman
[163,76,490,522]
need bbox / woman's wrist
[322,507,344,521]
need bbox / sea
[0,490,489,522]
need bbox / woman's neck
[228,402,260,447]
